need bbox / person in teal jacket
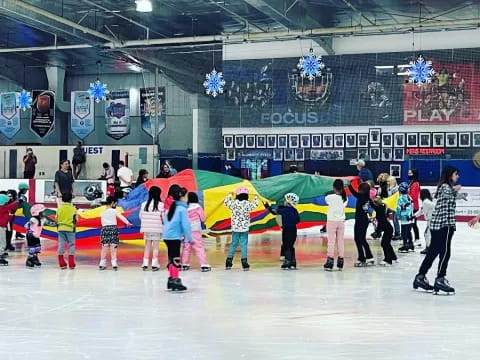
[396,182,414,253]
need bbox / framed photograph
[295,148,305,161]
[278,135,288,148]
[394,148,404,161]
[273,149,283,161]
[407,133,418,147]
[370,147,380,161]
[382,133,393,147]
[473,132,480,147]
[369,128,381,144]
[223,135,233,148]
[226,149,235,161]
[245,135,256,148]
[334,134,345,148]
[267,135,277,149]
[357,148,369,161]
[311,134,322,148]
[394,133,405,147]
[323,134,333,148]
[256,135,266,148]
[358,133,368,148]
[459,132,471,147]
[390,164,401,178]
[346,134,356,148]
[382,148,393,161]
[433,133,444,148]
[284,149,294,161]
[289,134,299,148]
[419,133,431,147]
[234,135,244,148]
[300,134,311,148]
[446,133,457,148]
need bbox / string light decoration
[297,48,325,81]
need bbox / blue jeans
[227,232,248,259]
[58,231,76,255]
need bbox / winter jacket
[408,181,420,210]
[269,204,300,229]
[224,194,259,232]
[140,200,164,233]
[396,194,414,224]
[0,201,18,227]
[188,203,206,232]
[348,184,369,222]
[415,199,434,221]
[358,168,374,182]
[163,201,193,243]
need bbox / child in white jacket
[416,189,435,255]
[140,186,164,271]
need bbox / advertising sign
[71,91,95,139]
[31,90,55,138]
[105,90,130,140]
[140,87,166,137]
[0,92,20,138]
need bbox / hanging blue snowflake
[203,68,226,98]
[18,90,32,111]
[408,55,435,86]
[297,48,325,81]
[89,80,109,103]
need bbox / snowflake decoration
[18,90,32,111]
[297,48,325,81]
[203,68,226,98]
[89,80,109,103]
[408,55,435,86]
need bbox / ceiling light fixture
[135,0,152,12]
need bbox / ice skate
[98,259,107,270]
[414,239,422,247]
[365,258,376,266]
[68,255,76,269]
[379,260,393,266]
[370,231,381,240]
[392,233,402,241]
[420,247,429,255]
[152,259,160,272]
[26,256,35,268]
[241,258,250,271]
[433,277,455,295]
[111,259,118,271]
[5,245,15,251]
[398,245,410,253]
[58,255,67,269]
[15,233,25,239]
[408,243,415,252]
[225,257,233,270]
[354,260,366,267]
[201,265,212,272]
[288,260,297,270]
[32,255,41,267]
[0,257,8,266]
[167,277,187,292]
[320,226,327,233]
[142,258,149,271]
[337,257,344,271]
[323,256,334,271]
[281,260,289,270]
[413,274,434,292]
[181,265,190,271]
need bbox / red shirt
[409,182,420,210]
[0,201,19,227]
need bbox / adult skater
[413,166,460,295]
[355,160,373,182]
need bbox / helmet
[18,182,29,191]
[399,182,409,194]
[0,194,9,206]
[236,186,249,195]
[284,192,299,206]
[30,204,46,217]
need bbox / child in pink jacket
[181,192,211,272]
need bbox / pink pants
[181,231,208,265]
[327,220,345,258]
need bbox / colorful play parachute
[13,170,398,243]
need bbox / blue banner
[0,92,21,139]
[71,91,94,139]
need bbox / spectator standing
[117,161,133,191]
[54,160,74,204]
[72,141,86,180]
[23,148,37,179]
[355,159,374,182]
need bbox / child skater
[56,193,77,269]
[413,166,460,295]
[25,204,46,268]
[397,182,415,253]
[0,194,18,266]
[139,186,164,271]
[224,186,259,271]
[324,179,347,271]
[265,193,300,270]
[348,181,375,267]
[162,187,193,291]
[370,193,397,266]
[181,192,211,272]
[417,189,434,255]
[99,196,132,271]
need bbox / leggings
[411,214,420,240]
[164,240,181,278]
[353,220,373,262]
[418,226,455,278]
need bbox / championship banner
[0,92,20,139]
[31,90,55,138]
[140,87,166,137]
[105,90,130,140]
[71,91,94,139]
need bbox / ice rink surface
[1,221,480,360]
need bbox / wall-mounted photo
[312,134,322,148]
[284,148,295,161]
[419,133,431,148]
[273,149,283,161]
[369,128,381,144]
[357,148,369,161]
[407,133,418,147]
[224,135,233,149]
[390,164,401,178]
[226,149,235,161]
[323,134,333,148]
[382,147,393,161]
[381,133,393,147]
[459,132,471,147]
[370,147,380,161]
[289,134,299,148]
[334,134,344,148]
[235,135,244,148]
[433,133,444,148]
[245,135,256,148]
[446,133,458,148]
[256,135,266,148]
[295,148,305,161]
[311,149,344,160]
[473,132,480,147]
[278,135,288,148]
[358,134,368,148]
[267,135,277,148]
[346,134,356,148]
[394,133,405,147]
[300,134,311,148]
[394,148,404,161]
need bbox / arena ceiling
[1,0,480,91]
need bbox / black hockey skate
[433,277,455,295]
[167,277,187,291]
[281,259,289,270]
[181,265,190,271]
[201,265,212,272]
[420,247,429,255]
[0,257,8,266]
[32,255,41,267]
[337,257,344,271]
[323,256,334,271]
[26,257,35,268]
[241,258,250,271]
[370,231,382,239]
[225,257,233,270]
[288,260,297,270]
[413,274,434,292]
